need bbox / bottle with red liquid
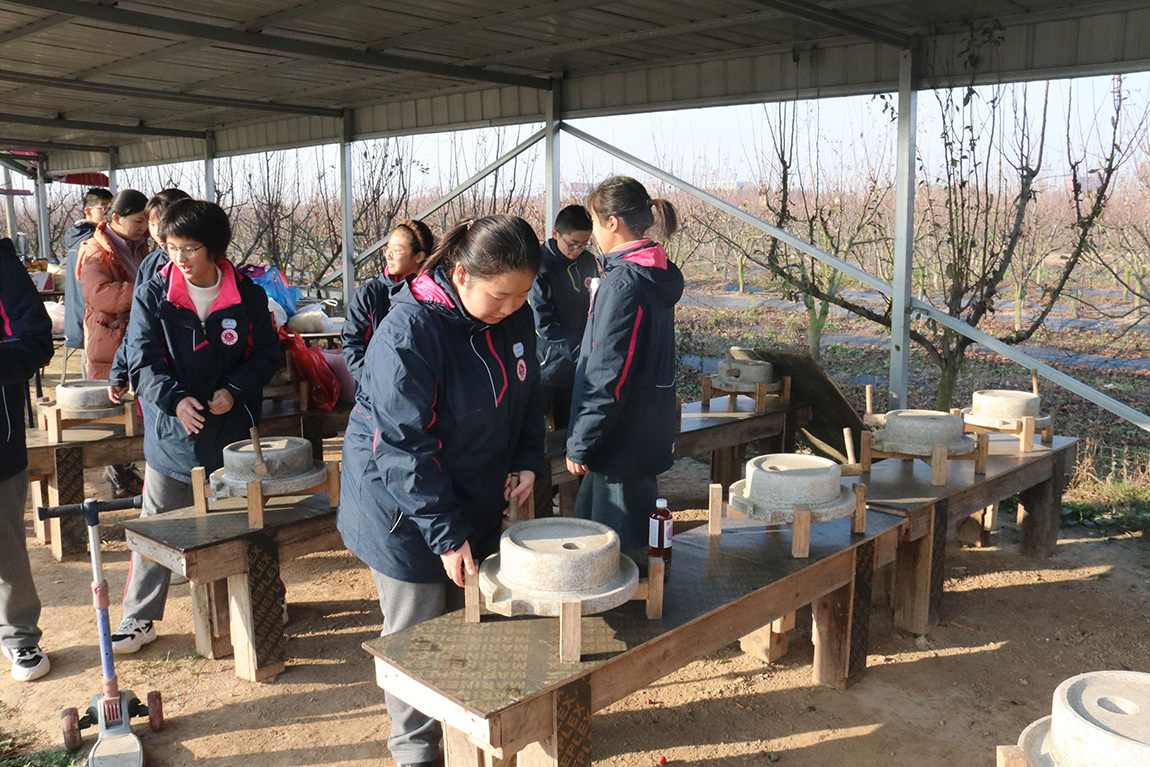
[648,498,672,561]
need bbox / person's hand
[439,541,475,588]
[566,458,588,476]
[208,388,234,415]
[505,470,536,505]
[108,384,128,404]
[176,397,206,435]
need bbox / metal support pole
[545,77,562,229]
[34,155,51,262]
[2,167,17,241]
[107,147,118,194]
[889,46,917,410]
[340,110,356,309]
[204,131,216,202]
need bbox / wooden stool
[701,375,791,414]
[860,430,989,487]
[39,401,140,444]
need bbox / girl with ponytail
[565,176,685,569]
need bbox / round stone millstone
[479,518,639,617]
[55,381,114,411]
[220,436,314,481]
[963,389,1052,430]
[209,461,329,498]
[1018,670,1150,767]
[872,409,976,456]
[728,454,855,523]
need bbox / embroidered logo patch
[516,358,527,382]
[220,328,239,346]
[584,276,593,290]
[513,342,524,358]
[222,318,237,329]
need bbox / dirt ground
[3,457,1149,767]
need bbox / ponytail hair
[393,218,436,257]
[587,176,678,240]
[108,189,148,218]
[421,214,540,280]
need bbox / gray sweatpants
[0,469,42,651]
[121,466,193,622]
[370,568,463,765]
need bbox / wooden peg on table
[192,466,209,513]
[558,599,582,663]
[464,569,481,624]
[852,483,867,535]
[789,508,811,558]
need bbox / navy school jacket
[338,266,545,583]
[63,221,96,350]
[528,239,599,388]
[0,239,54,482]
[340,272,400,385]
[110,247,168,388]
[565,239,684,477]
[123,259,281,482]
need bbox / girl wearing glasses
[341,219,436,384]
[111,199,281,654]
[565,177,683,570]
[76,188,150,380]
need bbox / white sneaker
[2,645,50,682]
[111,618,157,654]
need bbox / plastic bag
[254,267,301,319]
[287,302,333,333]
[267,297,287,330]
[279,326,341,411]
[43,301,65,335]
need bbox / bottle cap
[656,498,668,509]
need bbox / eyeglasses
[560,234,591,251]
[163,243,206,257]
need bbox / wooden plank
[557,478,579,517]
[894,509,934,635]
[373,658,501,753]
[558,600,581,663]
[29,476,49,544]
[517,679,592,767]
[852,484,867,534]
[1018,448,1067,559]
[464,570,481,624]
[996,745,1027,767]
[788,508,811,558]
[812,560,854,689]
[47,444,86,560]
[930,444,948,486]
[190,579,232,659]
[444,723,515,767]
[646,559,664,620]
[192,467,209,514]
[227,534,286,683]
[739,610,794,663]
[707,483,724,536]
[247,482,265,529]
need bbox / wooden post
[893,509,934,636]
[507,472,521,523]
[246,481,265,529]
[1018,450,1066,559]
[558,599,581,663]
[860,431,873,472]
[46,407,64,444]
[517,678,592,767]
[557,479,579,517]
[123,401,140,437]
[464,569,481,624]
[29,476,49,543]
[812,572,853,688]
[974,433,989,475]
[852,484,867,535]
[843,427,856,465]
[997,745,1027,767]
[780,376,792,404]
[48,444,86,560]
[707,483,724,536]
[701,376,712,409]
[930,444,948,486]
[444,724,515,767]
[740,611,795,663]
[727,393,737,412]
[326,461,340,507]
[191,580,232,659]
[227,535,286,682]
[646,558,664,620]
[754,381,769,413]
[297,380,310,412]
[865,384,873,418]
[192,467,209,513]
[789,508,811,558]
[1041,417,1055,444]
[1020,416,1036,453]
[1031,369,1039,396]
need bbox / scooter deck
[88,730,143,766]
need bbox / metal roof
[1,0,1148,172]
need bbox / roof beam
[0,112,204,138]
[0,68,343,117]
[0,137,107,152]
[0,12,70,44]
[366,0,609,49]
[4,0,551,90]
[744,0,910,48]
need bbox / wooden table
[542,395,811,514]
[854,433,1077,636]
[364,510,904,766]
[26,401,349,560]
[120,493,341,682]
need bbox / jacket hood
[542,238,572,267]
[398,267,489,332]
[601,240,684,307]
[64,221,97,250]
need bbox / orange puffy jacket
[77,222,148,379]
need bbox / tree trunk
[1014,282,1024,332]
[807,299,830,362]
[934,353,965,411]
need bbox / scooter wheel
[147,691,163,731]
[61,707,81,750]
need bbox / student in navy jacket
[565,177,684,567]
[339,214,544,767]
[63,187,112,353]
[528,204,598,429]
[341,219,436,385]
[109,188,191,399]
[113,200,280,654]
[0,238,54,682]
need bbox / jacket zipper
[469,332,498,407]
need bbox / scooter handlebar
[37,495,143,521]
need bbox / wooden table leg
[812,540,874,689]
[557,478,580,518]
[47,444,86,560]
[444,724,515,766]
[534,470,554,518]
[227,534,286,682]
[740,611,795,663]
[28,476,50,544]
[1018,450,1067,559]
[893,507,937,636]
[191,579,233,659]
[517,677,592,767]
